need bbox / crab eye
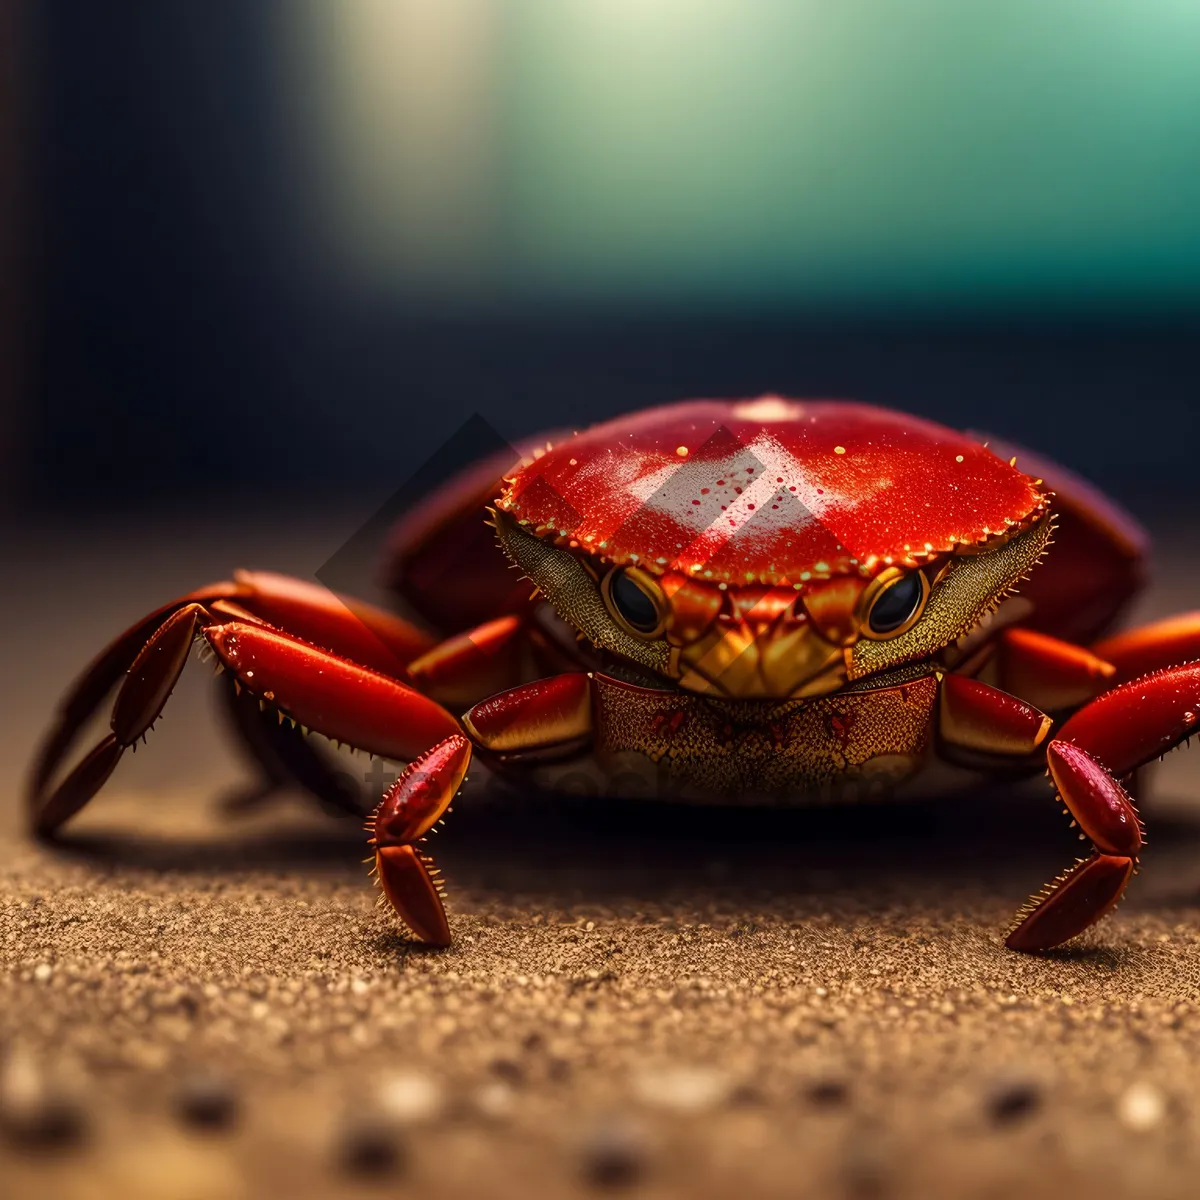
[866,570,928,636]
[603,568,664,636]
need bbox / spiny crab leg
[368,735,472,946]
[29,572,438,820]
[28,584,236,818]
[33,601,215,833]
[31,603,459,836]
[369,674,592,944]
[205,623,457,757]
[1006,663,1200,951]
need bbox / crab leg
[371,673,593,944]
[461,672,593,752]
[405,614,526,708]
[28,572,449,829]
[206,623,458,756]
[225,570,436,677]
[937,674,1052,758]
[32,610,459,836]
[996,628,1115,713]
[1006,663,1200,951]
[369,736,472,945]
[33,602,214,833]
[215,610,532,814]
[28,584,236,815]
[1093,612,1200,685]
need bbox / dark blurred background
[5,2,1200,519]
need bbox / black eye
[607,569,662,634]
[867,571,926,635]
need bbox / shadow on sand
[34,774,1200,924]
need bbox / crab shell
[497,397,1046,583]
[493,398,1052,701]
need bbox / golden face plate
[496,509,1053,700]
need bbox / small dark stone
[490,1056,525,1085]
[338,1115,407,1177]
[986,1078,1042,1125]
[0,1052,86,1152]
[807,1076,850,1107]
[0,1093,85,1150]
[580,1120,647,1189]
[174,1072,239,1131]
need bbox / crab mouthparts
[670,615,852,700]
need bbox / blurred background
[4,0,1200,519]
[6,10,1200,1197]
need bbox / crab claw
[368,735,471,946]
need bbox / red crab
[27,398,1200,952]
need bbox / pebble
[806,1076,850,1108]
[1117,1082,1166,1132]
[985,1076,1042,1125]
[632,1065,731,1113]
[473,1080,516,1121]
[490,1056,525,1085]
[173,1070,239,1131]
[376,1071,443,1125]
[579,1118,648,1189]
[337,1113,408,1177]
[0,1048,85,1150]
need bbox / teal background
[499,2,1200,305]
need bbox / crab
[27,397,1200,952]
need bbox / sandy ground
[4,511,1200,1200]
